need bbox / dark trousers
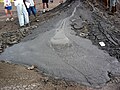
[27,6,37,16]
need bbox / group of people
[94,0,119,15]
[3,0,64,27]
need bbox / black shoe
[26,23,30,27]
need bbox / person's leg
[106,0,109,9]
[22,4,29,25]
[5,8,10,21]
[43,3,45,12]
[46,3,49,8]
[4,8,8,17]
[8,10,14,21]
[9,10,13,17]
[17,4,25,26]
[42,0,46,12]
[110,0,113,11]
[6,6,14,21]
[111,0,117,13]
[31,6,39,21]
[31,6,37,17]
[46,0,49,11]
[46,3,49,11]
[27,7,31,16]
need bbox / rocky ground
[0,0,120,90]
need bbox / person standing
[3,0,14,21]
[24,0,39,22]
[14,0,29,27]
[42,0,49,12]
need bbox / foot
[106,8,109,11]
[108,12,114,15]
[35,18,39,22]
[43,9,45,13]
[10,17,14,21]
[6,18,10,21]
[26,23,30,27]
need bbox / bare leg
[5,9,8,17]
[8,10,13,18]
[106,0,109,9]
[8,10,14,21]
[5,9,10,21]
[46,3,49,8]
[43,3,45,9]
[43,3,45,12]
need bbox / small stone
[55,77,59,80]
[31,84,36,87]
[27,65,35,70]
[99,42,105,47]
[23,85,27,88]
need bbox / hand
[6,4,8,6]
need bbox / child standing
[3,0,14,21]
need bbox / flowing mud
[0,0,120,89]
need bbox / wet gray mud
[0,0,120,88]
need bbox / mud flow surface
[0,0,120,90]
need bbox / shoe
[10,17,14,21]
[43,9,45,13]
[36,19,39,22]
[26,23,30,27]
[6,18,10,21]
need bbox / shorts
[42,0,48,3]
[5,6,12,10]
